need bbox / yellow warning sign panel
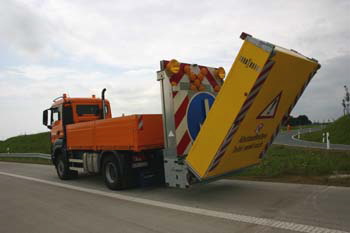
[186,36,320,180]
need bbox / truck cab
[43,93,111,143]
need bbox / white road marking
[0,171,348,233]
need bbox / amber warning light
[166,59,180,74]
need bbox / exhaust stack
[101,88,106,119]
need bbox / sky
[0,0,349,140]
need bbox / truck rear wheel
[55,153,78,180]
[102,156,123,190]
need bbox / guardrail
[0,153,51,159]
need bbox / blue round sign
[187,92,215,141]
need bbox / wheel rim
[57,160,64,176]
[106,162,118,184]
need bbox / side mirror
[43,109,52,129]
[43,110,48,126]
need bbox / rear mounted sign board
[158,34,320,188]
[157,60,224,187]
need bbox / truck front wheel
[55,154,78,180]
[102,156,124,190]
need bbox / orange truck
[43,33,320,189]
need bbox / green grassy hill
[301,115,350,145]
[0,132,51,154]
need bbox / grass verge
[230,145,350,187]
[300,115,350,145]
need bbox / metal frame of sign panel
[157,61,222,188]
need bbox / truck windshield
[76,105,100,115]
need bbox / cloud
[292,53,350,121]
[0,0,349,139]
[0,65,162,139]
[0,0,55,59]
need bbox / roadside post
[322,133,325,143]
[7,147,9,154]
[297,130,301,139]
[326,132,330,150]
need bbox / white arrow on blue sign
[187,92,216,141]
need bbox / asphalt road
[0,161,349,233]
[274,128,350,150]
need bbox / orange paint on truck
[66,114,164,151]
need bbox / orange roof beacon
[43,33,320,190]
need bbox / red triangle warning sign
[257,92,282,119]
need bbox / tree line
[285,115,312,126]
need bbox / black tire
[102,156,123,190]
[55,153,78,180]
[102,155,132,190]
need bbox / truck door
[51,106,64,143]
